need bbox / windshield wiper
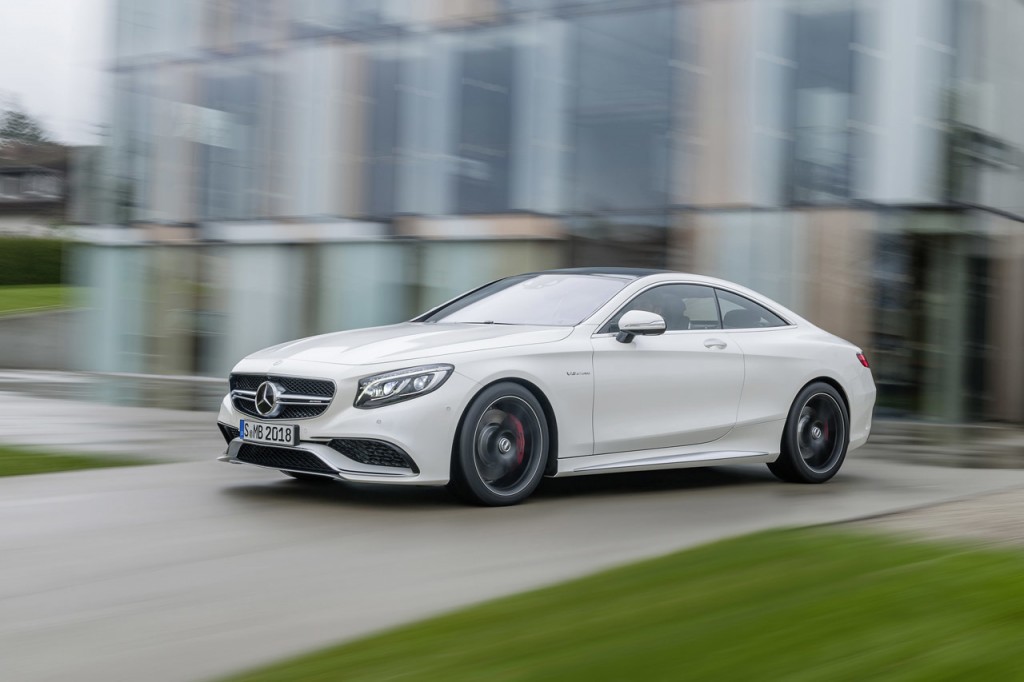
[450,320,520,325]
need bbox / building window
[198,65,270,221]
[364,54,402,219]
[455,41,516,213]
[788,1,857,203]
[109,70,153,222]
[571,6,674,212]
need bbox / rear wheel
[449,382,549,506]
[768,382,849,483]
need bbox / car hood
[245,323,573,366]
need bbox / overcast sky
[0,0,110,145]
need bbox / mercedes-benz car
[217,268,875,506]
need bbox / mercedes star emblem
[254,381,283,417]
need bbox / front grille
[236,443,336,475]
[229,374,336,420]
[230,374,334,397]
[274,405,327,419]
[218,422,240,445]
[328,439,417,472]
[230,374,263,392]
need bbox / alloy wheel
[472,396,544,497]
[795,392,846,474]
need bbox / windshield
[419,274,630,326]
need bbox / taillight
[856,352,869,368]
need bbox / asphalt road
[4,457,1024,682]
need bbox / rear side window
[715,289,788,329]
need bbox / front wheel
[449,382,549,506]
[768,382,849,483]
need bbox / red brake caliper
[509,415,526,466]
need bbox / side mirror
[616,309,666,344]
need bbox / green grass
[226,528,1024,682]
[0,445,141,477]
[0,284,73,315]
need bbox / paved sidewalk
[862,419,1024,468]
[856,487,1024,548]
[0,390,220,462]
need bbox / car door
[591,283,745,455]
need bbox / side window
[602,284,720,333]
[715,289,788,329]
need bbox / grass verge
[0,445,142,477]
[226,527,1024,681]
[0,284,73,316]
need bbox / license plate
[240,419,298,447]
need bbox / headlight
[354,364,454,409]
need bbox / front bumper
[216,368,477,486]
[220,439,422,483]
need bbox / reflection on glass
[198,65,270,220]
[788,0,856,203]
[422,274,628,326]
[365,54,401,218]
[572,6,673,212]
[456,42,515,213]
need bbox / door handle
[704,338,727,350]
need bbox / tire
[283,471,333,483]
[768,381,850,484]
[449,382,549,506]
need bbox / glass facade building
[78,0,1024,422]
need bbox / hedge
[0,238,65,285]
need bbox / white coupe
[217,268,875,506]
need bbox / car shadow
[533,465,775,500]
[221,464,783,510]
[222,477,457,510]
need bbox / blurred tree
[0,97,65,171]
[0,99,51,146]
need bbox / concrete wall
[0,310,79,370]
[801,209,875,353]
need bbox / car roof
[528,268,775,290]
[531,268,809,326]
[535,267,671,279]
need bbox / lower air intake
[328,439,418,472]
[236,443,336,475]
[218,423,240,445]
